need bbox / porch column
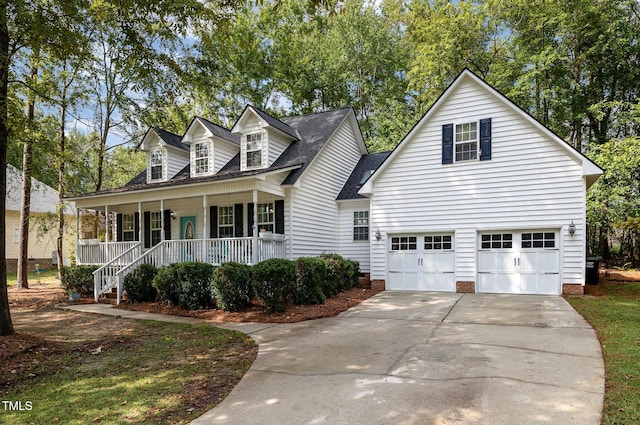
[252,189,258,264]
[137,202,142,243]
[75,209,80,264]
[160,200,165,241]
[203,195,208,239]
[105,205,109,243]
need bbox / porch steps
[98,288,127,305]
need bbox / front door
[181,216,196,261]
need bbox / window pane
[247,151,261,167]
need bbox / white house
[68,70,601,302]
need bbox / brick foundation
[6,258,54,274]
[358,273,371,289]
[371,279,386,291]
[456,281,476,293]
[562,284,584,295]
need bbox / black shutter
[210,206,218,238]
[116,214,123,242]
[234,204,243,237]
[480,118,492,161]
[163,209,171,240]
[442,123,454,164]
[134,212,140,241]
[275,200,285,234]
[144,211,151,248]
[247,203,254,237]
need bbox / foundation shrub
[61,265,99,296]
[252,258,296,312]
[212,262,254,312]
[175,262,215,310]
[294,257,327,305]
[123,263,158,302]
[153,264,180,305]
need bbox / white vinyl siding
[214,139,239,173]
[145,131,189,183]
[338,200,371,272]
[369,77,586,289]
[268,132,292,166]
[290,117,364,260]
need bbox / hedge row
[62,254,359,313]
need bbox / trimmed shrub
[123,263,158,303]
[252,258,296,312]
[321,254,360,293]
[212,262,254,312]
[153,264,180,305]
[294,257,327,305]
[176,262,215,310]
[61,265,99,296]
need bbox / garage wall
[338,200,371,272]
[368,75,587,288]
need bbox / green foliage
[153,264,180,305]
[123,263,158,303]
[175,262,215,310]
[320,254,360,295]
[60,265,99,295]
[252,259,296,312]
[294,257,327,305]
[212,262,254,312]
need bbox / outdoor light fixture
[568,221,576,236]
[170,211,176,220]
[375,229,381,241]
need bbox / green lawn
[6,268,60,287]
[1,312,257,425]
[566,283,640,425]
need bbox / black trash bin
[585,257,601,284]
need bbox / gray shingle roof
[246,105,299,140]
[155,128,187,151]
[336,151,391,200]
[195,117,241,145]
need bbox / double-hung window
[245,133,263,168]
[150,212,163,246]
[353,211,369,241]
[455,122,478,162]
[218,206,234,238]
[150,150,163,180]
[194,142,209,174]
[122,214,135,241]
[257,203,274,233]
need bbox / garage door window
[425,235,452,250]
[481,233,512,249]
[521,232,555,248]
[391,236,417,251]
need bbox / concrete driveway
[192,292,604,425]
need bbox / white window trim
[150,149,164,181]
[13,227,19,243]
[257,202,274,233]
[122,213,135,242]
[353,211,369,241]
[218,205,234,238]
[454,121,479,162]
[243,131,267,170]
[193,141,210,176]
[150,212,163,246]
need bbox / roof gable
[6,164,75,214]
[337,151,391,200]
[183,117,240,146]
[139,127,187,152]
[360,69,603,194]
[231,105,299,140]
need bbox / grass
[1,313,257,425]
[566,283,640,425]
[6,268,60,287]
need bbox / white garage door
[477,231,560,295]
[388,235,455,291]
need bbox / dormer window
[245,132,264,169]
[150,150,163,180]
[194,142,209,174]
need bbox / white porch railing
[92,242,142,301]
[94,237,286,304]
[77,240,139,265]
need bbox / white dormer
[231,106,298,171]
[139,128,189,184]
[182,117,240,178]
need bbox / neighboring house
[68,69,602,302]
[6,164,75,272]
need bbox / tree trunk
[0,0,14,336]
[17,61,37,289]
[57,80,67,280]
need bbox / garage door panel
[538,274,559,294]
[423,272,455,292]
[497,273,521,294]
[478,252,496,273]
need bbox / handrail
[92,242,142,302]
